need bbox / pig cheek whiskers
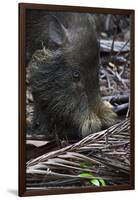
[81,113,102,137]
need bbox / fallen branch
[102,94,129,104]
[26,119,130,188]
[113,103,128,115]
[100,39,130,53]
[27,119,129,167]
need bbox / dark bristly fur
[27,10,116,142]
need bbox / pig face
[28,13,116,140]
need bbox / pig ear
[49,17,68,46]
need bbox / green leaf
[80,162,88,168]
[80,162,92,168]
[79,172,93,178]
[99,179,106,186]
[90,179,100,186]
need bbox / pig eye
[72,70,80,81]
